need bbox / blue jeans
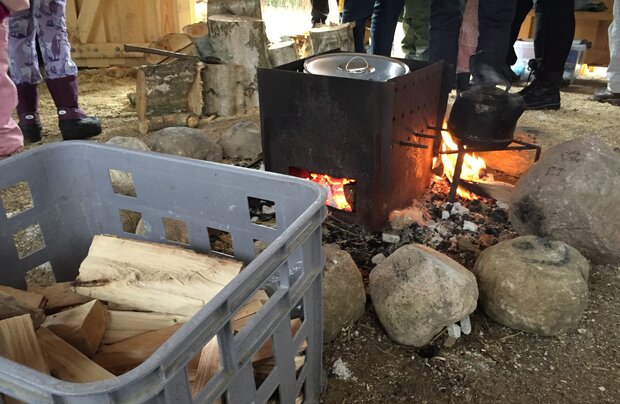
[342,0,405,56]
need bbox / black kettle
[447,86,527,149]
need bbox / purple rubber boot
[45,75,102,140]
[16,83,43,143]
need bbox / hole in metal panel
[0,181,34,218]
[248,196,277,229]
[14,223,45,259]
[109,169,137,197]
[163,217,189,244]
[207,227,233,256]
[119,209,142,234]
[25,261,55,289]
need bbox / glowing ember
[440,130,487,200]
[308,173,355,212]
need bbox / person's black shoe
[18,121,43,143]
[593,87,620,106]
[59,116,102,140]
[519,80,561,110]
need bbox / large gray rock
[218,121,262,160]
[106,136,150,151]
[509,136,620,264]
[323,245,366,342]
[473,236,589,336]
[369,244,478,347]
[149,127,223,162]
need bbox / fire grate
[438,137,542,202]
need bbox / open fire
[439,130,487,200]
[308,173,356,212]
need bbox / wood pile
[0,235,306,402]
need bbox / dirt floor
[14,67,620,403]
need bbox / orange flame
[308,173,355,212]
[440,130,486,200]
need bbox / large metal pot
[447,86,527,149]
[303,53,410,81]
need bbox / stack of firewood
[0,235,305,402]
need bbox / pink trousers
[0,18,23,157]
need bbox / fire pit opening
[290,167,356,212]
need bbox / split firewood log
[73,235,243,317]
[103,311,189,345]
[28,282,92,314]
[36,328,115,383]
[42,300,108,357]
[0,289,45,328]
[0,286,46,309]
[144,33,198,65]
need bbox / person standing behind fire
[506,0,575,110]
[0,0,27,160]
[593,0,620,105]
[8,0,101,143]
[342,0,406,56]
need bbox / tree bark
[207,0,262,18]
[202,63,254,116]
[207,15,270,110]
[268,41,298,67]
[136,60,203,133]
[309,22,355,55]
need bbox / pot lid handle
[344,56,370,74]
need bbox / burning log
[136,60,203,134]
[459,180,515,205]
[308,23,355,54]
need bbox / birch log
[268,41,298,67]
[202,63,253,116]
[309,23,355,55]
[207,15,270,111]
[207,0,262,18]
[136,60,203,134]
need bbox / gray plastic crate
[0,142,327,404]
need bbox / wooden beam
[70,43,150,59]
[42,300,108,357]
[76,0,105,44]
[36,328,115,383]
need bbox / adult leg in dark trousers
[311,0,330,24]
[342,0,375,53]
[472,0,517,86]
[520,0,575,109]
[370,0,406,56]
[506,0,534,68]
[428,0,465,84]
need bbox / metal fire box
[258,54,450,230]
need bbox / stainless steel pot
[303,53,410,81]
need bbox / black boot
[518,60,562,110]
[45,76,102,140]
[16,83,43,143]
